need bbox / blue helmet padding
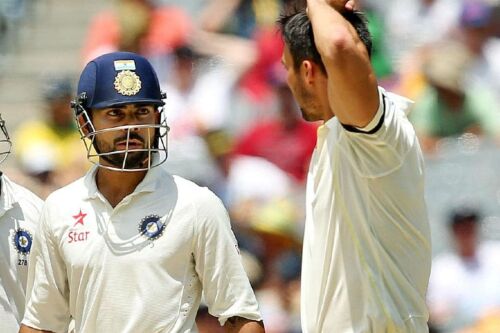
[77,52,165,111]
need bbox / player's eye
[107,109,122,117]
[137,107,151,116]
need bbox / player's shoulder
[171,173,203,192]
[171,174,219,203]
[174,176,229,226]
[170,175,226,217]
[377,87,415,120]
[2,174,43,211]
[44,175,87,206]
[336,87,414,134]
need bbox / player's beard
[300,107,313,121]
[299,100,320,122]
[95,132,150,169]
[295,79,320,122]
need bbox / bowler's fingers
[344,0,356,11]
[306,0,356,16]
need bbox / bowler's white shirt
[0,175,42,333]
[23,166,261,333]
[301,88,431,333]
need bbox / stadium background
[1,0,499,332]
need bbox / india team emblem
[12,228,33,255]
[138,214,165,241]
[114,70,142,96]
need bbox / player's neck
[95,168,147,208]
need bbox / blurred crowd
[3,0,500,332]
[0,0,33,69]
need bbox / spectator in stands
[385,0,462,66]
[352,1,393,81]
[410,41,500,152]
[458,309,500,333]
[382,0,463,101]
[199,0,285,38]
[255,250,302,333]
[234,80,317,183]
[159,45,235,186]
[427,208,500,332]
[13,77,87,198]
[82,0,192,66]
[457,1,500,98]
[198,0,289,122]
[0,12,7,56]
[0,0,31,53]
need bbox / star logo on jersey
[72,209,87,227]
[138,214,165,241]
[12,228,33,255]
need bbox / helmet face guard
[0,113,12,165]
[72,52,169,172]
[73,94,169,172]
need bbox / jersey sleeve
[192,188,262,326]
[22,202,71,332]
[338,88,420,178]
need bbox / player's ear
[77,113,91,136]
[301,60,315,85]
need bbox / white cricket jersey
[301,88,431,333]
[0,174,42,333]
[23,166,261,333]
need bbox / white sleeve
[22,202,71,333]
[192,188,262,326]
[338,88,419,178]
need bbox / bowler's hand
[344,0,357,11]
[312,0,357,12]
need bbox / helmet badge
[114,70,142,96]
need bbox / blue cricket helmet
[75,51,165,112]
[71,51,169,172]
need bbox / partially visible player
[279,0,431,332]
[19,52,264,333]
[0,114,43,332]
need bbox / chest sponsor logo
[68,230,90,243]
[72,209,87,227]
[138,214,165,241]
[12,228,33,256]
[68,209,90,243]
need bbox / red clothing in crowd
[234,120,318,183]
[82,6,192,62]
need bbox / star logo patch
[73,209,87,227]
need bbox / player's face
[453,220,478,257]
[91,104,159,169]
[281,46,322,122]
